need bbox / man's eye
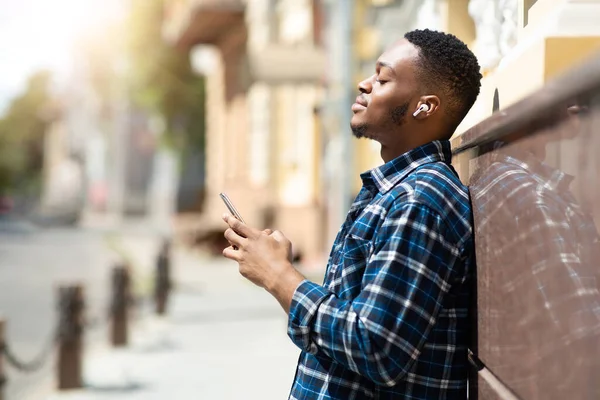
[376,79,387,84]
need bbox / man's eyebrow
[376,61,395,74]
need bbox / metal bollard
[155,239,171,315]
[0,317,5,400]
[110,265,130,347]
[58,284,84,390]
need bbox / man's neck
[380,138,442,163]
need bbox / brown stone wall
[452,53,600,400]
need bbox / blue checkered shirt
[287,140,473,399]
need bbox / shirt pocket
[342,234,372,260]
[331,235,373,299]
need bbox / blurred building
[163,0,600,262]
[163,0,327,260]
[38,101,85,224]
[46,29,178,231]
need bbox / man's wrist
[264,261,298,291]
[267,262,306,313]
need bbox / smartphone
[219,193,245,223]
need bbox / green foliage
[126,0,206,157]
[79,0,206,160]
[0,0,206,197]
[0,71,53,195]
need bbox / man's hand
[222,213,305,312]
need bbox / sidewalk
[47,248,302,400]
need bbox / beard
[390,102,409,126]
[350,101,409,139]
[351,123,368,138]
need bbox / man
[222,29,482,399]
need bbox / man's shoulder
[383,161,473,242]
[389,162,469,207]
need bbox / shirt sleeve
[287,202,466,387]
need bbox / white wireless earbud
[412,104,430,117]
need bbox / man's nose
[358,75,374,94]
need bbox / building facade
[164,0,326,260]
[164,0,600,262]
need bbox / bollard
[0,317,5,400]
[110,266,130,347]
[155,239,171,315]
[58,285,84,390]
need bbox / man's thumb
[271,230,286,242]
[262,228,273,235]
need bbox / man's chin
[350,120,369,139]
[351,127,366,139]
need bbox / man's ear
[413,95,441,119]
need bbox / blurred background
[1,0,599,399]
[2,0,599,261]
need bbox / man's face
[350,40,421,143]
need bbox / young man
[222,29,482,399]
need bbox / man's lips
[352,96,367,112]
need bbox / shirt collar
[360,140,452,194]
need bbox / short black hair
[404,29,482,135]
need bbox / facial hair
[351,123,368,138]
[391,102,409,126]
[350,101,410,139]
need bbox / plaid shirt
[287,141,473,399]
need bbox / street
[49,248,302,400]
[0,224,155,400]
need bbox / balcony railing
[248,45,325,84]
[163,0,245,48]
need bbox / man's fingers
[222,214,258,239]
[270,230,293,262]
[223,246,242,261]
[224,228,246,248]
[263,228,273,235]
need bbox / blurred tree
[0,71,53,196]
[126,0,206,158]
[80,0,205,157]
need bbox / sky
[0,0,123,114]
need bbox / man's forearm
[266,263,306,313]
